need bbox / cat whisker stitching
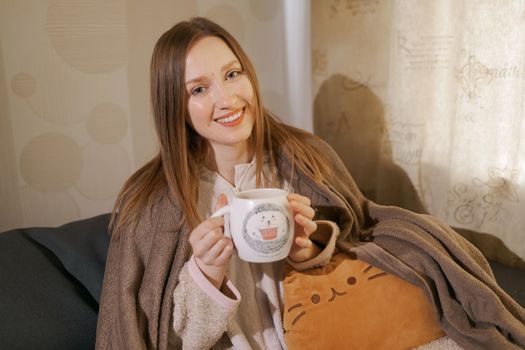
[362,265,373,273]
[363,265,388,280]
[328,287,347,302]
[368,272,387,280]
[288,303,302,312]
[292,311,306,326]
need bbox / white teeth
[216,110,242,124]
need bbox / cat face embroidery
[284,257,387,329]
[283,253,446,349]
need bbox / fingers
[288,193,311,207]
[288,193,315,220]
[192,225,224,256]
[190,216,224,243]
[199,236,234,266]
[190,224,233,266]
[189,214,233,265]
[294,213,317,249]
[288,193,316,235]
[189,192,235,267]
[211,239,234,265]
[295,213,317,236]
[287,193,318,250]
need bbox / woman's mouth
[215,108,244,127]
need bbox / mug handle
[210,205,231,238]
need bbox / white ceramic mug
[211,188,294,263]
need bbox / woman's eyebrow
[221,59,241,72]
[185,76,206,86]
[185,60,241,86]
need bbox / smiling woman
[95,17,525,350]
[96,17,333,350]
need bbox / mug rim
[236,188,289,200]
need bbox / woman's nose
[212,82,237,108]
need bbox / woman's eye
[226,70,240,80]
[191,86,206,95]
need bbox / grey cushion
[0,214,110,350]
[25,213,111,302]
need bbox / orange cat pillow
[283,253,445,350]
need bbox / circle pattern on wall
[87,102,128,144]
[206,5,246,43]
[75,143,131,200]
[46,0,128,74]
[11,72,37,98]
[249,0,279,21]
[20,187,80,227]
[19,132,83,192]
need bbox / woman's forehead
[185,36,240,80]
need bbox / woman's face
[185,36,255,157]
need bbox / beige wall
[0,0,289,231]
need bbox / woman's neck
[212,142,253,184]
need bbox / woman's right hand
[189,193,234,290]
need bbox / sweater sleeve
[286,220,340,271]
[172,257,241,350]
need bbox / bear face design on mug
[212,188,294,263]
[243,202,291,254]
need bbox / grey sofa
[0,214,523,349]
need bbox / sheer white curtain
[312,0,525,263]
[284,0,313,132]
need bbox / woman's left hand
[287,193,321,262]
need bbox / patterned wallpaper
[0,0,289,231]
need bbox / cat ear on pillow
[283,253,445,350]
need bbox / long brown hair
[111,17,332,235]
